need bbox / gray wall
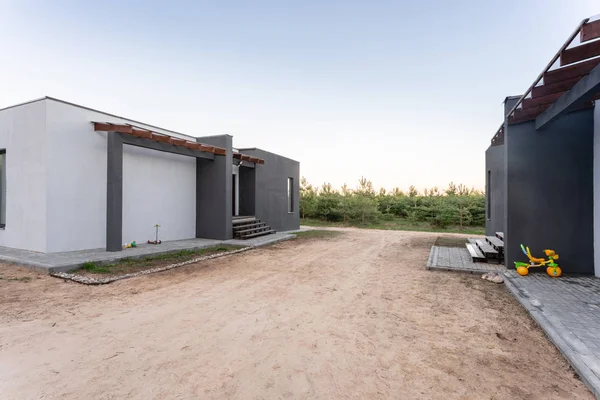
[485,144,505,236]
[238,148,300,232]
[196,135,233,240]
[239,167,256,216]
[505,109,594,275]
[504,96,521,117]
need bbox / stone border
[503,271,600,398]
[50,247,252,285]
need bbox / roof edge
[0,96,196,139]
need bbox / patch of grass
[75,245,243,277]
[80,261,113,274]
[294,230,343,240]
[434,236,469,248]
[301,217,485,235]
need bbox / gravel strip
[50,247,252,285]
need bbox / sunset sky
[1,0,598,192]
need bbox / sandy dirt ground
[0,228,592,399]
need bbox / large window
[287,177,294,213]
[486,170,491,220]
[0,150,6,227]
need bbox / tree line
[300,177,485,229]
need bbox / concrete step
[235,225,270,235]
[233,222,266,231]
[233,217,258,226]
[240,229,276,239]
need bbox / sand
[0,228,591,399]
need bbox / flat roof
[0,96,197,140]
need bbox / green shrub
[299,177,485,229]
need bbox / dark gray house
[0,97,300,253]
[485,17,600,276]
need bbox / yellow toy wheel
[547,266,562,277]
[517,266,529,276]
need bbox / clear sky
[0,1,598,192]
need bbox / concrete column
[106,132,123,251]
[195,135,233,240]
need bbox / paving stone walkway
[504,270,600,397]
[0,232,295,273]
[426,246,505,273]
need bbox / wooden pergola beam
[94,122,132,134]
[93,121,227,156]
[233,152,264,164]
[151,133,171,144]
[130,128,152,139]
[581,19,600,42]
[171,137,187,146]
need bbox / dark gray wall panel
[504,96,521,117]
[485,144,505,236]
[239,148,300,232]
[239,167,256,216]
[505,109,594,275]
[106,133,123,251]
[196,135,233,239]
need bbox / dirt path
[0,229,591,399]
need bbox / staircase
[465,232,504,264]
[232,216,276,240]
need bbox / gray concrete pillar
[196,135,233,240]
[106,132,123,251]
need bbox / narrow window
[287,177,294,213]
[0,150,6,227]
[486,170,491,220]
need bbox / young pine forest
[300,177,486,234]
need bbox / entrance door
[232,174,236,216]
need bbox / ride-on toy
[514,244,561,277]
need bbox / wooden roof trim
[508,100,595,125]
[233,152,265,164]
[543,57,600,85]
[505,18,589,119]
[522,91,567,109]
[560,40,600,66]
[581,19,600,42]
[92,122,227,156]
[531,76,582,98]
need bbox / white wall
[45,99,196,252]
[122,145,196,244]
[594,103,600,277]
[0,101,48,252]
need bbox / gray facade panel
[485,144,505,236]
[505,109,594,275]
[106,133,123,251]
[239,149,300,232]
[196,135,233,240]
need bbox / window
[287,177,294,213]
[0,150,5,227]
[486,170,491,220]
